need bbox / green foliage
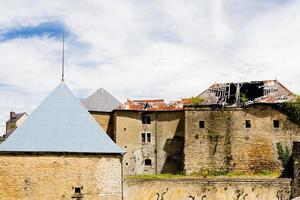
[276,143,290,167]
[240,93,248,104]
[190,96,205,105]
[275,96,300,125]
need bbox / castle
[84,80,300,176]
[0,79,299,199]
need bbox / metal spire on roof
[61,32,65,82]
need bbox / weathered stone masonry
[0,153,122,200]
[184,104,300,174]
[114,110,184,175]
[124,177,291,200]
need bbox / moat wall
[124,178,291,200]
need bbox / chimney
[10,111,16,119]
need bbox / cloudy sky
[0,0,299,133]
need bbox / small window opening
[141,133,151,143]
[142,115,151,124]
[145,159,152,166]
[141,133,146,143]
[273,120,280,128]
[75,187,81,194]
[199,121,205,128]
[126,163,128,166]
[147,133,151,143]
[245,120,251,128]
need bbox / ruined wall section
[114,110,184,175]
[184,105,300,174]
[0,154,122,200]
[124,178,291,200]
[90,112,114,140]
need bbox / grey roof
[0,83,124,154]
[82,88,121,112]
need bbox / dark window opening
[273,120,280,128]
[147,133,151,143]
[199,121,205,128]
[141,133,146,143]
[142,115,151,124]
[75,187,81,194]
[126,163,128,166]
[141,133,151,143]
[145,159,152,166]
[245,120,251,128]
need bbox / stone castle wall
[114,110,184,175]
[124,178,291,200]
[0,153,122,200]
[184,104,300,174]
[90,111,114,140]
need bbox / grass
[127,170,281,180]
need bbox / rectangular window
[245,120,251,128]
[199,121,205,128]
[147,133,151,143]
[142,115,151,124]
[141,133,146,143]
[141,132,151,143]
[273,120,280,128]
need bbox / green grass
[127,170,281,180]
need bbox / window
[142,115,151,124]
[74,187,82,194]
[145,159,152,166]
[141,133,151,143]
[147,133,151,143]
[199,121,205,128]
[245,120,251,128]
[273,120,280,128]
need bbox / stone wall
[0,153,122,200]
[293,142,300,197]
[90,111,114,140]
[184,104,300,174]
[114,110,184,175]
[124,178,291,200]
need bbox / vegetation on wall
[275,95,300,126]
[190,96,205,105]
[240,93,249,104]
[276,142,292,178]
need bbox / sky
[0,0,299,133]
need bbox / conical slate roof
[0,83,124,154]
[82,88,121,112]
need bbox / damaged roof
[0,83,124,154]
[82,88,121,112]
[197,80,295,106]
[117,99,184,111]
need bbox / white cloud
[0,0,299,133]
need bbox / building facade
[0,83,124,200]
[184,104,300,174]
[114,109,184,175]
[4,111,28,139]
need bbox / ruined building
[198,80,294,106]
[185,80,299,174]
[0,83,124,199]
[85,79,300,176]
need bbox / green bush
[190,96,205,105]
